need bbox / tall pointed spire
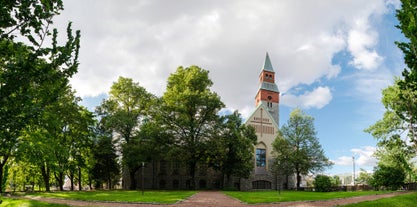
[262,52,274,72]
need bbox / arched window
[256,148,266,167]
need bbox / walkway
[22,191,409,207]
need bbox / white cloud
[281,86,332,109]
[333,146,377,167]
[347,19,383,70]
[51,0,396,112]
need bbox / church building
[123,53,297,191]
[240,52,292,190]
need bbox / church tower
[242,52,281,190]
[255,52,280,126]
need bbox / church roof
[244,102,279,129]
[262,52,274,72]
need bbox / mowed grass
[224,190,393,204]
[1,197,69,207]
[26,190,196,204]
[341,192,417,207]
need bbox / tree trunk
[55,172,64,191]
[40,164,50,192]
[0,163,3,193]
[129,168,137,190]
[70,170,74,191]
[285,175,289,190]
[0,156,9,193]
[107,178,111,190]
[225,174,232,189]
[78,167,82,191]
[296,171,301,190]
[188,162,196,190]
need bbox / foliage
[341,192,417,207]
[90,133,119,189]
[160,65,224,189]
[223,190,392,204]
[16,87,94,191]
[331,175,341,187]
[27,190,196,204]
[395,0,417,146]
[0,0,80,193]
[355,169,373,185]
[96,76,154,190]
[272,108,332,189]
[366,83,416,183]
[207,111,257,188]
[313,175,332,192]
[371,164,405,190]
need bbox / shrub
[313,175,332,192]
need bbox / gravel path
[18,191,411,207]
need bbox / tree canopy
[160,65,224,189]
[366,0,417,184]
[0,0,80,193]
[273,108,332,189]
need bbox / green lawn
[0,197,69,207]
[24,190,196,204]
[224,190,393,204]
[341,192,417,207]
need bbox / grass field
[341,192,417,207]
[224,190,393,204]
[25,190,196,204]
[1,197,69,207]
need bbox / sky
[53,0,406,175]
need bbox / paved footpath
[20,191,410,207]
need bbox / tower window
[256,148,266,167]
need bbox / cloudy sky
[54,0,405,175]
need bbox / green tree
[371,164,405,190]
[273,108,332,190]
[272,132,294,189]
[356,169,373,185]
[366,83,416,182]
[395,0,417,143]
[160,66,224,189]
[96,77,153,190]
[91,131,119,189]
[18,87,93,191]
[0,0,80,193]
[331,175,341,187]
[207,111,257,189]
[369,0,417,149]
[313,174,332,192]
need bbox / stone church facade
[240,52,295,190]
[124,53,296,190]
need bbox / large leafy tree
[161,66,224,189]
[396,0,417,145]
[18,87,93,191]
[207,111,257,189]
[96,77,153,190]
[90,130,120,190]
[273,108,332,189]
[0,0,80,193]
[371,164,406,190]
[366,0,417,182]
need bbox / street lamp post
[352,156,355,186]
[141,162,145,195]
